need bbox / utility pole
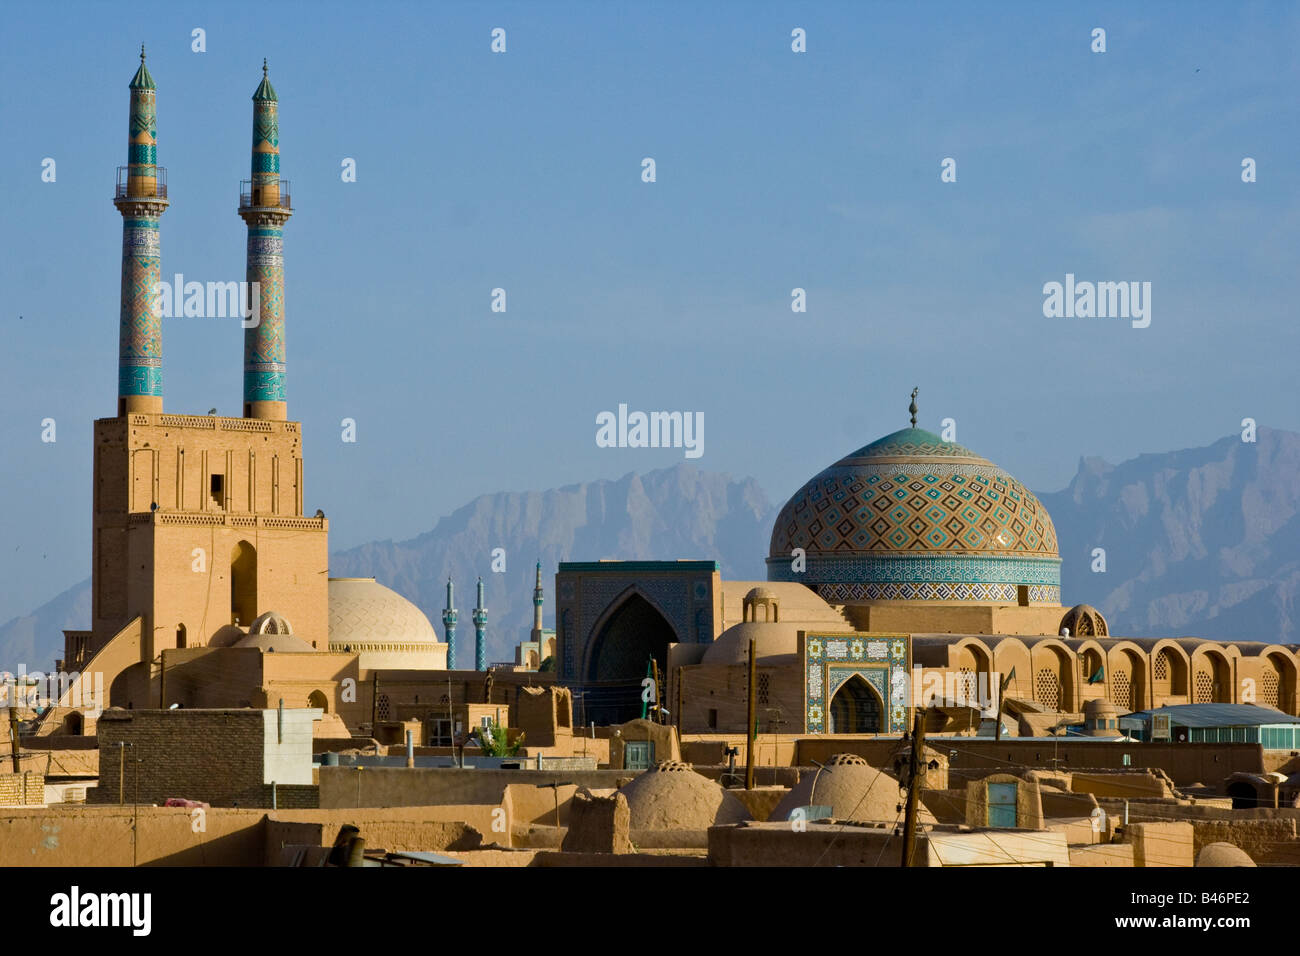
[158,651,166,708]
[8,696,20,773]
[650,659,662,724]
[900,709,928,867]
[745,638,757,790]
[675,666,683,734]
[994,668,1015,743]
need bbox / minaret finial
[263,58,268,76]
[141,44,146,63]
[909,387,918,428]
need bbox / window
[758,673,770,706]
[210,473,224,506]
[707,708,718,730]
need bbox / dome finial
[908,387,918,428]
[141,44,146,63]
[263,57,268,76]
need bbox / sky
[1,1,1297,625]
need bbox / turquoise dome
[767,427,1060,604]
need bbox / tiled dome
[767,427,1061,604]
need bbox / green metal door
[987,782,1018,828]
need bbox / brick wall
[91,709,315,807]
[0,772,44,806]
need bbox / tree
[474,718,524,757]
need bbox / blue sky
[1,1,1297,623]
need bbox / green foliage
[475,718,524,757]
[538,656,556,673]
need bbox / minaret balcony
[115,165,168,200]
[240,178,292,211]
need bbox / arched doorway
[828,675,884,734]
[587,593,676,683]
[230,541,257,626]
[584,592,677,724]
[308,689,329,713]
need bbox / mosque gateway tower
[64,55,328,705]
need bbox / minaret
[530,561,545,644]
[442,578,458,670]
[472,577,488,671]
[114,46,169,416]
[239,60,292,420]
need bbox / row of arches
[947,637,1299,715]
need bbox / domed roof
[771,753,937,825]
[249,611,293,635]
[1196,842,1255,867]
[233,630,314,653]
[703,621,800,665]
[767,424,1061,605]
[328,578,439,650]
[618,762,753,830]
[1061,604,1108,637]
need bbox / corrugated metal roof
[1125,703,1300,728]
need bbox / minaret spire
[239,59,292,420]
[531,560,545,644]
[114,47,169,415]
[442,577,458,669]
[472,577,489,672]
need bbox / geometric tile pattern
[804,632,910,734]
[556,565,716,681]
[244,227,286,402]
[811,581,1061,604]
[242,68,289,408]
[117,69,166,401]
[769,427,1062,602]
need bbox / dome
[703,621,800,665]
[771,753,937,825]
[249,611,293,635]
[233,631,315,653]
[235,611,314,652]
[1196,842,1256,867]
[618,762,752,830]
[328,577,443,670]
[1060,604,1108,637]
[767,426,1060,605]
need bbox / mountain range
[4,427,1297,672]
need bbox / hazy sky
[2,1,1297,624]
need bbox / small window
[707,708,718,730]
[758,673,771,706]
[1016,585,1030,607]
[210,474,225,505]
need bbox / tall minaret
[472,577,488,671]
[239,60,292,420]
[114,46,169,416]
[530,561,545,645]
[442,578,458,670]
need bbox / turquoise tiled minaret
[442,578,458,669]
[114,46,169,415]
[239,60,292,420]
[473,577,488,671]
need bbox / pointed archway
[582,591,678,724]
[829,674,885,734]
[586,592,676,683]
